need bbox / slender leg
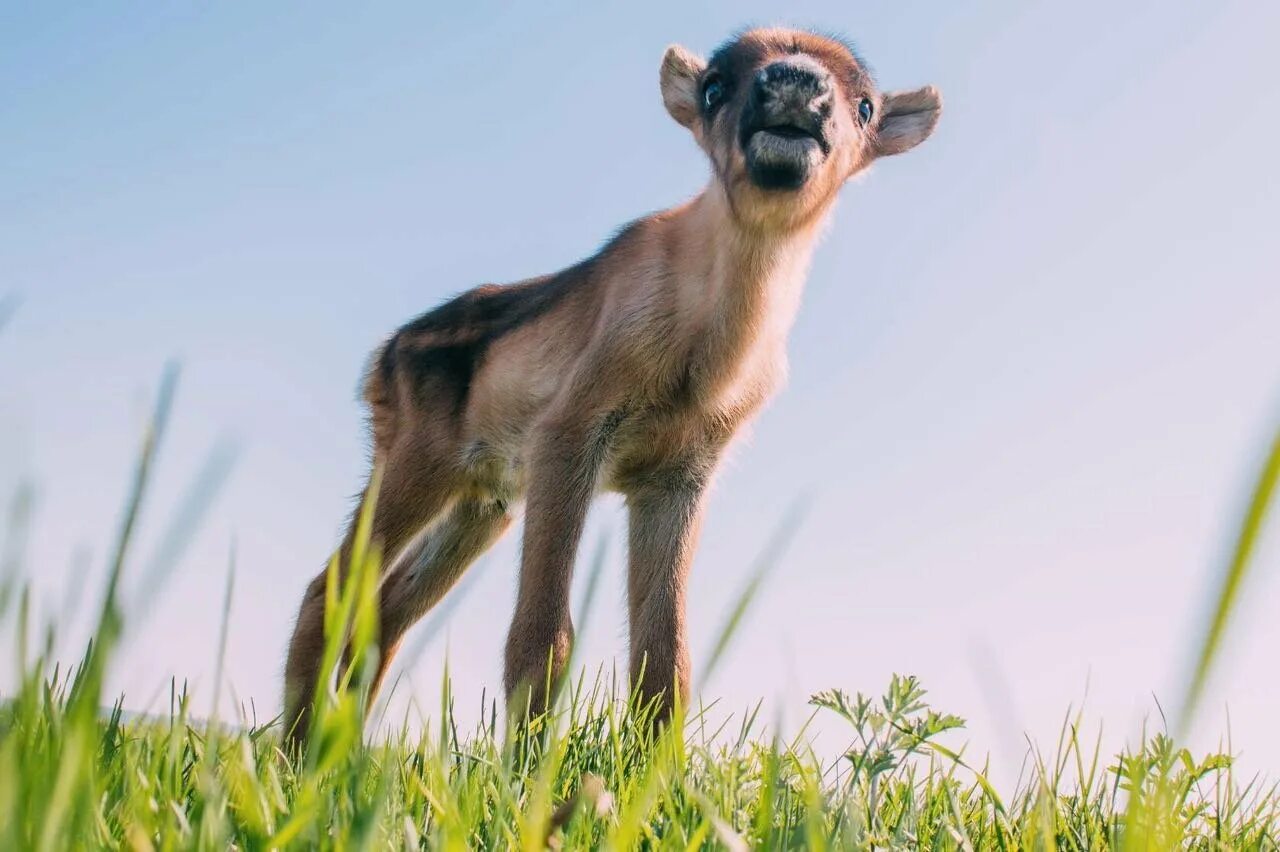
[626,466,711,719]
[503,415,609,716]
[367,497,513,700]
[282,456,455,750]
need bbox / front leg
[504,412,615,715]
[625,461,714,718]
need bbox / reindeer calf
[284,27,941,748]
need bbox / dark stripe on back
[379,221,642,413]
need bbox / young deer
[283,27,941,748]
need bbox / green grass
[1,370,1278,850]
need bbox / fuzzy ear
[875,86,942,156]
[660,44,706,129]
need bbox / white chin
[749,131,822,162]
[745,133,822,191]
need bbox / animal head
[661,28,941,232]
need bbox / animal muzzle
[740,56,834,153]
[739,56,833,190]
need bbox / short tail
[362,334,400,450]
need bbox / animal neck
[658,183,830,400]
[683,182,827,346]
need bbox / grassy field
[2,371,1278,850]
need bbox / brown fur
[283,27,941,749]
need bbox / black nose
[753,57,832,110]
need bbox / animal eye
[858,97,874,125]
[703,76,724,111]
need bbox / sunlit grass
[1,368,1277,849]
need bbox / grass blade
[1178,420,1280,735]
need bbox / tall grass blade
[1178,420,1280,736]
[0,294,18,334]
[699,498,807,690]
[129,436,238,617]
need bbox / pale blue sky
[3,1,1279,781]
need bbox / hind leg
[367,496,513,700]
[283,449,457,751]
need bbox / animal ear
[874,86,942,157]
[660,44,706,129]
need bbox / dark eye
[703,76,724,111]
[858,97,874,124]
